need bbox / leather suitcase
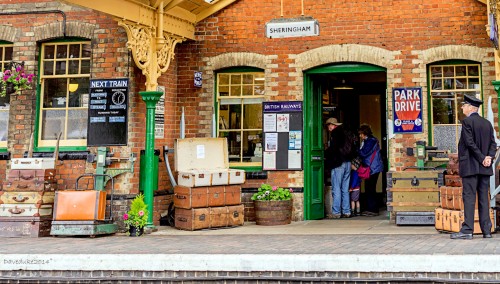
[444,175,462,187]
[11,158,56,170]
[53,190,107,221]
[2,180,57,192]
[175,207,210,230]
[8,169,56,183]
[228,169,245,184]
[210,170,229,186]
[435,208,444,230]
[0,216,52,237]
[174,186,209,209]
[225,185,241,206]
[210,206,230,227]
[0,191,55,205]
[0,204,53,217]
[449,209,495,234]
[447,154,459,175]
[174,185,240,209]
[440,186,451,209]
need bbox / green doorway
[303,63,387,220]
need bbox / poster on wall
[155,86,165,139]
[393,87,423,133]
[262,101,303,170]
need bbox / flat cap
[325,117,342,126]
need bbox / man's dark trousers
[461,174,491,234]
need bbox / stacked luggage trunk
[173,138,245,230]
[386,169,443,225]
[0,158,57,237]
[435,154,495,234]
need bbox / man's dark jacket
[458,112,497,177]
[325,126,356,170]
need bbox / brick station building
[0,0,497,226]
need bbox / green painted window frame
[215,66,264,171]
[34,38,91,152]
[427,60,482,153]
[0,42,14,151]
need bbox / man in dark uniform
[450,95,497,240]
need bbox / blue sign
[393,87,423,133]
[263,101,302,113]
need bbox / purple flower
[272,186,277,191]
[289,188,293,193]
[123,213,129,220]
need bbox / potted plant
[251,184,293,226]
[123,193,149,236]
[0,63,35,97]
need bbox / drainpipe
[0,10,67,37]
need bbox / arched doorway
[303,63,388,220]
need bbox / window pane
[468,66,479,76]
[228,104,241,129]
[43,61,54,75]
[456,66,466,76]
[227,132,241,159]
[242,74,253,84]
[242,85,252,96]
[68,77,89,107]
[44,45,55,59]
[67,109,88,139]
[81,60,90,74]
[41,109,65,140]
[0,107,8,142]
[455,78,466,89]
[69,44,80,58]
[56,45,67,59]
[243,104,262,129]
[433,125,458,153]
[230,74,241,85]
[431,79,442,90]
[68,60,79,74]
[243,130,262,162]
[82,44,91,58]
[443,78,454,89]
[230,85,241,96]
[219,74,229,85]
[44,78,67,108]
[432,95,454,124]
[55,61,66,75]
[468,77,479,89]
[218,85,229,97]
[430,66,442,77]
[4,46,13,61]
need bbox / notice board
[87,78,129,146]
[262,101,303,170]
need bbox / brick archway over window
[0,25,18,42]
[34,21,97,42]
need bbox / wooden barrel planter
[254,199,292,226]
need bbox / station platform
[1,213,499,283]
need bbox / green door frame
[303,63,386,220]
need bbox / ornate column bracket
[118,20,185,91]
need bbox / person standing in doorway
[450,95,497,240]
[358,124,384,217]
[325,118,356,219]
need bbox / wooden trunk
[254,200,292,226]
[386,171,444,189]
[0,204,53,217]
[387,188,440,212]
[444,175,462,187]
[447,154,459,175]
[227,205,244,226]
[0,191,55,205]
[174,185,241,209]
[449,209,495,234]
[0,216,52,237]
[53,190,106,221]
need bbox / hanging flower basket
[0,63,35,97]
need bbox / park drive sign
[266,17,319,38]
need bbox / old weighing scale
[50,147,134,237]
[387,141,448,225]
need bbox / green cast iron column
[139,91,163,228]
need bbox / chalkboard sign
[262,101,303,170]
[87,78,129,146]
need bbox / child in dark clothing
[349,160,362,216]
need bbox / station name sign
[266,17,319,38]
